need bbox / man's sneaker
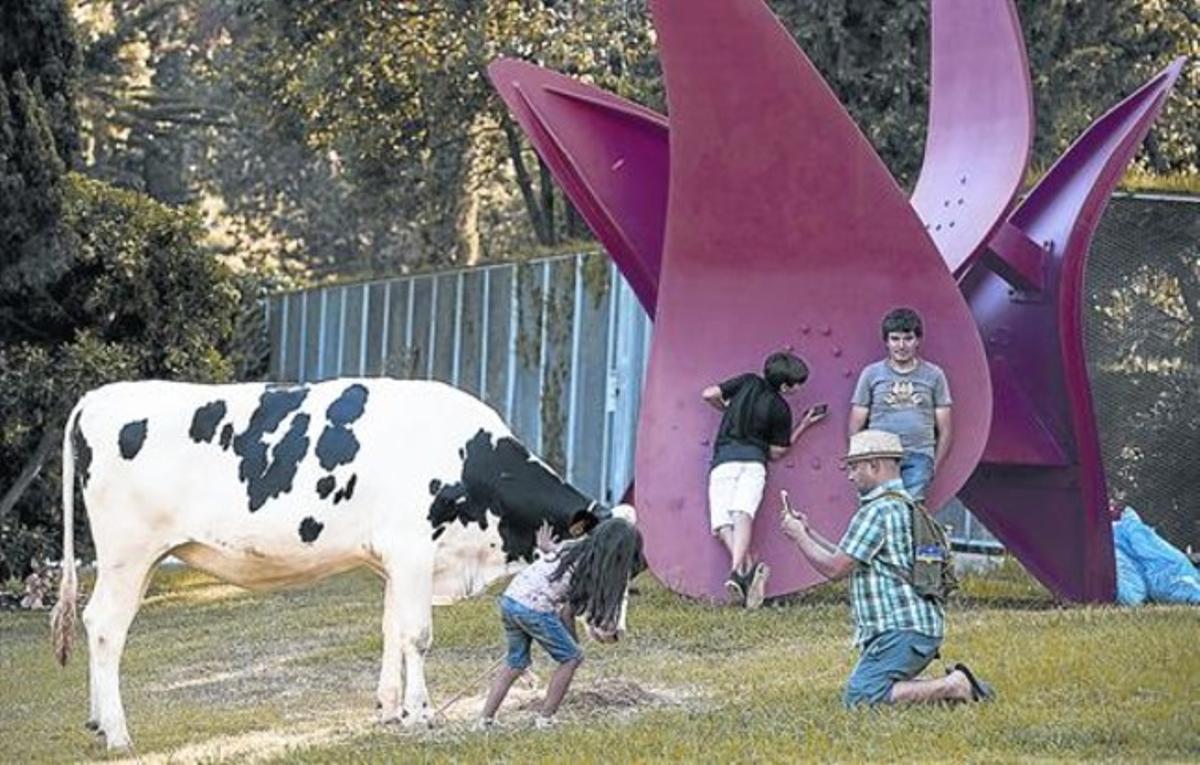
[724,570,747,606]
[745,561,770,610]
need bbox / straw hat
[845,430,904,463]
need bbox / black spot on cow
[334,474,357,504]
[189,400,227,443]
[232,388,310,512]
[427,429,598,562]
[315,384,368,471]
[429,479,442,496]
[219,423,234,451]
[71,417,92,489]
[118,419,148,460]
[299,516,324,543]
[316,475,336,500]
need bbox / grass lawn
[1,560,1197,763]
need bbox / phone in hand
[780,489,799,518]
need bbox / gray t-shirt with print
[851,359,952,457]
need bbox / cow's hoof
[408,705,434,729]
[100,731,133,753]
[378,709,404,725]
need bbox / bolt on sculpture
[489,0,1185,603]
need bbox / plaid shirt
[838,479,944,647]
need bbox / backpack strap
[860,491,920,586]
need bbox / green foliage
[768,0,1199,186]
[215,0,659,268]
[0,0,82,166]
[0,175,251,579]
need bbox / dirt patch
[97,711,370,765]
[517,678,675,713]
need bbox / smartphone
[780,489,799,517]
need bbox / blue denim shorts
[500,595,581,670]
[844,630,942,707]
[900,452,935,501]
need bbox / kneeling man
[780,430,992,706]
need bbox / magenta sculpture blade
[488,59,668,315]
[911,0,1033,274]
[958,58,1185,602]
[634,0,991,600]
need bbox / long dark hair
[551,519,644,630]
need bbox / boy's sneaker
[745,561,770,610]
[724,570,747,606]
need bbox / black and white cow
[50,378,632,751]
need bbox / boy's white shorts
[707,461,767,533]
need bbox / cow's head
[427,430,638,602]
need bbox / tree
[217,0,660,269]
[0,1,259,579]
[0,174,253,579]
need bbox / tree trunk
[500,113,552,245]
[455,114,489,266]
[539,158,557,247]
[0,426,57,525]
[565,196,585,240]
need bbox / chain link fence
[1086,194,1199,554]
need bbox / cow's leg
[375,576,404,722]
[381,551,434,727]
[82,550,159,751]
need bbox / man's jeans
[900,452,934,501]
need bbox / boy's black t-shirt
[711,373,792,467]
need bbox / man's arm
[847,405,870,437]
[702,385,726,411]
[780,512,856,580]
[933,406,952,472]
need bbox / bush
[0,174,260,579]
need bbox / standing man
[848,308,951,501]
[780,430,992,706]
[702,351,825,609]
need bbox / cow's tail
[50,401,84,666]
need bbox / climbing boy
[702,351,825,608]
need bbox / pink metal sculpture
[489,0,1185,602]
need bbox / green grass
[1,564,1197,763]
